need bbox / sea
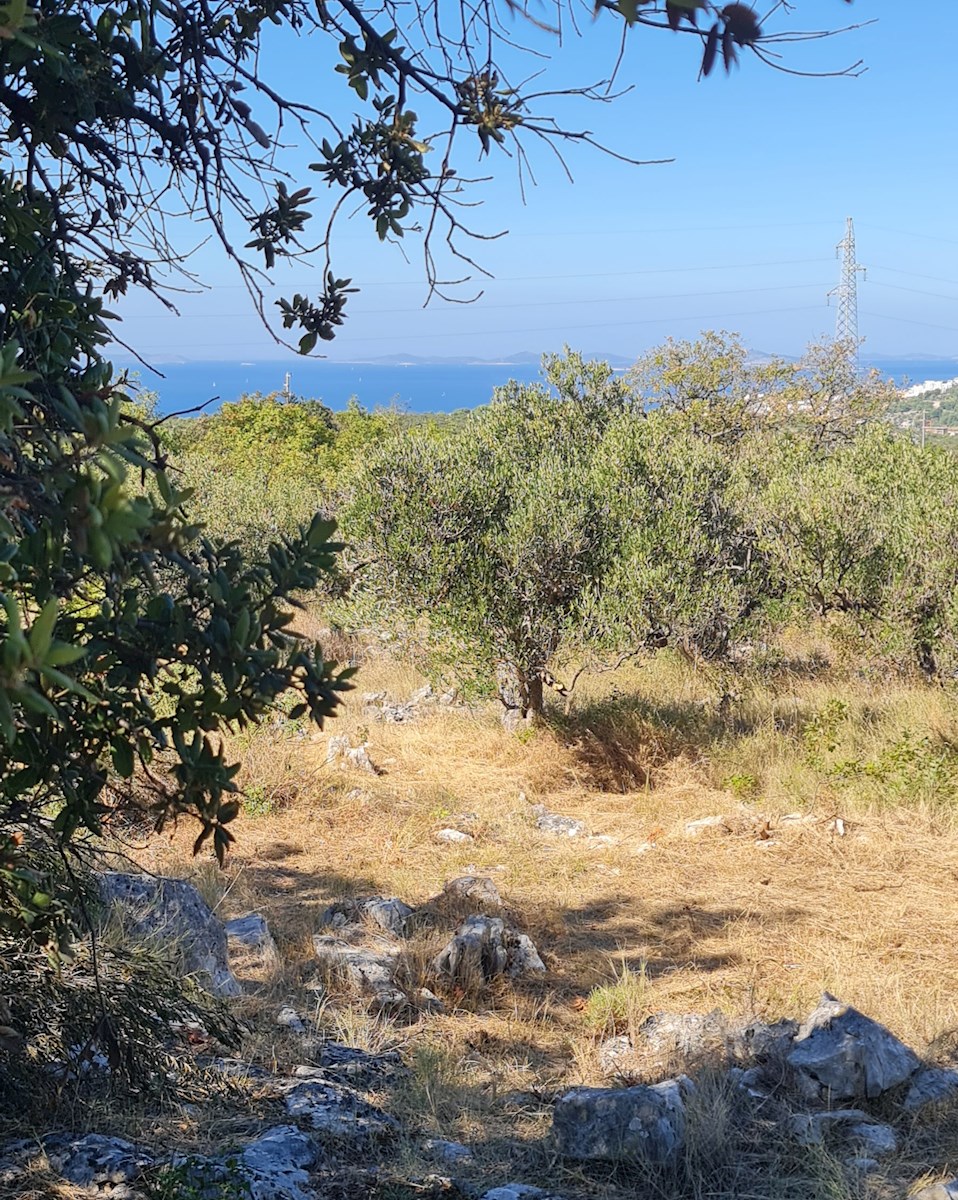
[123,358,958,418]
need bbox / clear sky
[112,2,958,365]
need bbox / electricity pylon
[827,217,865,359]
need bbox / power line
[119,280,829,322]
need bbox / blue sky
[113,3,958,364]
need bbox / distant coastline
[117,354,958,418]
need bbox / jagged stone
[552,1079,688,1162]
[326,735,379,775]
[441,876,502,910]
[422,1138,474,1164]
[98,872,241,998]
[44,1132,154,1189]
[313,934,405,1007]
[903,1066,958,1112]
[319,896,413,937]
[849,1123,897,1156]
[787,994,920,1100]
[295,1043,406,1088]
[532,805,585,838]
[277,1006,306,1033]
[240,1125,321,1200]
[224,913,276,952]
[432,915,545,986]
[285,1079,398,1139]
[435,828,474,844]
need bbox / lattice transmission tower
[827,216,866,356]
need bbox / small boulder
[432,915,545,987]
[224,913,276,951]
[787,994,920,1100]
[532,805,585,838]
[441,876,502,910]
[903,1066,958,1112]
[313,934,405,1008]
[422,1138,473,1165]
[285,1079,398,1140]
[849,1123,897,1157]
[98,872,240,998]
[44,1132,154,1190]
[552,1079,687,1162]
[240,1125,320,1200]
[435,828,474,844]
[319,896,413,937]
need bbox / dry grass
[19,640,958,1198]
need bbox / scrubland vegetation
[9,332,958,1197]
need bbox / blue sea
[124,357,958,418]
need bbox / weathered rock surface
[432,915,545,986]
[532,805,584,838]
[319,896,414,937]
[787,994,920,1099]
[295,1043,406,1088]
[849,1122,898,1156]
[326,735,379,775]
[224,912,275,950]
[422,1138,473,1164]
[98,872,241,998]
[481,1186,567,1200]
[904,1066,958,1112]
[45,1132,154,1191]
[552,1079,688,1162]
[284,1079,398,1140]
[440,876,502,910]
[240,1125,321,1200]
[313,934,405,1007]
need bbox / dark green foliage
[0,185,351,954]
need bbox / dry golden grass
[27,643,958,1198]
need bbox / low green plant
[147,1157,251,1200]
[582,959,649,1039]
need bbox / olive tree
[343,352,633,720]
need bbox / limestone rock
[903,1066,958,1112]
[552,1079,687,1162]
[313,934,405,1008]
[98,872,241,998]
[787,994,920,1099]
[435,828,474,844]
[849,1123,897,1156]
[319,896,413,937]
[285,1079,398,1139]
[441,876,502,910]
[44,1132,154,1190]
[224,913,276,952]
[240,1125,321,1200]
[326,735,379,775]
[422,1138,474,1164]
[532,805,585,838]
[432,915,545,986]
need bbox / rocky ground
[6,661,958,1199]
